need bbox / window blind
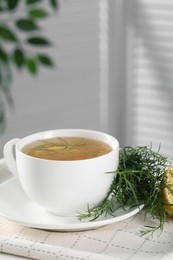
[126,0,173,158]
[0,0,110,157]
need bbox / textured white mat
[0,158,172,260]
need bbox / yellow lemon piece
[162,165,173,214]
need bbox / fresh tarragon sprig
[78,145,172,235]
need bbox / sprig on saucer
[78,145,172,235]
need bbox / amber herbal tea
[22,137,112,160]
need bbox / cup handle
[3,138,20,177]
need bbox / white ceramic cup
[3,129,119,216]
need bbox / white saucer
[0,176,143,231]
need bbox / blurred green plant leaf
[13,48,25,68]
[49,0,58,9]
[27,36,50,46]
[0,64,13,93]
[26,0,42,4]
[16,18,38,31]
[0,0,58,133]
[26,57,38,75]
[0,47,8,63]
[0,25,17,42]
[0,109,5,134]
[0,1,3,12]
[37,54,54,66]
[28,8,49,19]
[6,0,19,10]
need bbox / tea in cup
[3,129,119,216]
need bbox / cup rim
[16,129,119,162]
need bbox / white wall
[1,0,117,157]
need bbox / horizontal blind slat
[129,0,173,158]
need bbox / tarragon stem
[78,145,172,236]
